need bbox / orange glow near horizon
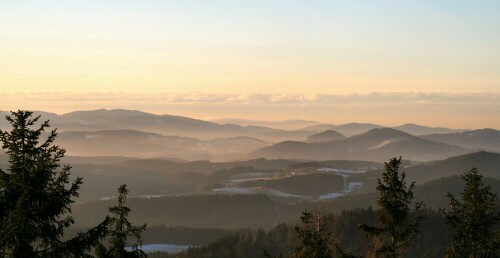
[1,1,499,128]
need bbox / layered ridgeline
[0,109,478,140]
[56,130,270,161]
[291,122,462,136]
[306,130,346,143]
[251,128,470,161]
[53,127,500,162]
[2,151,493,205]
[0,109,316,142]
[421,128,500,152]
[1,109,496,162]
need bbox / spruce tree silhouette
[0,110,109,257]
[97,184,147,258]
[442,167,499,257]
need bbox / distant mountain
[0,109,311,141]
[0,110,59,130]
[0,109,492,145]
[0,109,323,142]
[307,130,346,143]
[56,130,270,161]
[301,123,462,137]
[420,129,500,152]
[57,109,246,137]
[393,123,462,135]
[62,156,140,165]
[334,123,383,136]
[0,109,230,136]
[296,122,383,137]
[299,124,337,132]
[57,130,212,160]
[250,128,471,162]
[247,129,318,143]
[212,118,320,130]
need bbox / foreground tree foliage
[0,110,109,257]
[337,157,423,258]
[442,167,500,257]
[293,210,335,258]
[263,209,336,258]
[97,184,147,258]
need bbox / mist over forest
[0,109,498,257]
[2,1,500,257]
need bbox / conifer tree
[97,184,147,258]
[0,110,109,257]
[293,210,334,258]
[441,167,499,257]
[338,157,423,258]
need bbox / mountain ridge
[250,128,472,162]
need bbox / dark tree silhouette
[97,184,147,258]
[294,210,335,258]
[338,157,423,258]
[441,167,499,257]
[0,110,109,257]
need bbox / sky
[0,1,499,128]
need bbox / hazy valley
[0,109,498,256]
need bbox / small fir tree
[97,184,147,258]
[441,167,499,257]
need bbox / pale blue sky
[0,1,499,127]
[1,0,499,93]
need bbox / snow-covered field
[317,167,365,177]
[228,172,280,183]
[127,244,191,254]
[319,182,363,200]
[212,187,310,199]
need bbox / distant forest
[150,162,499,258]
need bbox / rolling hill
[393,123,462,135]
[250,128,471,162]
[420,129,500,152]
[300,123,463,137]
[211,118,320,130]
[18,109,318,142]
[306,130,346,142]
[0,109,289,140]
[56,130,270,161]
[333,123,383,136]
[72,194,306,229]
[352,151,500,192]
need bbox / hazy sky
[0,1,499,127]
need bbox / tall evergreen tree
[0,110,108,257]
[97,184,147,258]
[441,167,499,257]
[338,157,423,258]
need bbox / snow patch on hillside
[320,182,363,200]
[212,187,310,199]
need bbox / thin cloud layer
[3,92,498,105]
[0,92,498,129]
